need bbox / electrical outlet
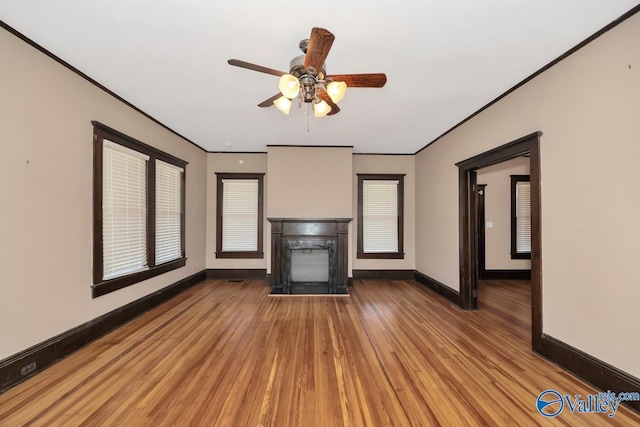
[21,362,36,376]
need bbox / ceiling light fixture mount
[228,27,387,118]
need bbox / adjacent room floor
[0,278,637,426]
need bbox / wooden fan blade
[318,89,340,116]
[326,73,387,88]
[304,28,335,73]
[258,93,282,107]
[228,59,287,77]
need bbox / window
[156,160,185,264]
[101,140,149,280]
[511,175,531,259]
[93,122,187,297]
[215,173,264,258]
[357,174,405,259]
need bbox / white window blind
[362,180,398,253]
[102,140,149,279]
[156,160,183,264]
[222,179,258,252]
[516,181,531,253]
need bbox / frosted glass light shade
[326,81,347,104]
[278,74,300,99]
[313,100,331,117]
[273,96,292,115]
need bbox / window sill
[357,252,405,260]
[216,251,264,259]
[510,252,531,260]
[92,257,186,298]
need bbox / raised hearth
[268,218,351,294]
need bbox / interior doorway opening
[455,132,542,351]
[474,156,532,341]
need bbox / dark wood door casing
[476,184,487,281]
[455,131,541,352]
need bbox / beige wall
[266,146,353,218]
[415,14,640,376]
[352,155,415,270]
[207,150,416,274]
[267,146,353,274]
[477,157,531,270]
[0,29,207,360]
[205,153,268,270]
[206,147,355,273]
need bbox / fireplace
[268,218,351,294]
[290,248,329,283]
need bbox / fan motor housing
[289,54,326,103]
[289,54,326,81]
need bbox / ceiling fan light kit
[313,99,331,117]
[278,74,300,99]
[326,81,347,104]
[228,27,387,118]
[273,96,293,115]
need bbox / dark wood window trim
[357,174,405,259]
[215,173,265,259]
[510,175,531,260]
[92,121,188,298]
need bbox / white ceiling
[1,1,637,153]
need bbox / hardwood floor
[0,278,638,426]
[477,279,532,343]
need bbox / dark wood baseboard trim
[483,269,531,280]
[0,270,206,394]
[206,269,267,280]
[538,334,640,413]
[347,277,353,287]
[352,269,415,280]
[414,270,461,307]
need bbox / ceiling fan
[228,27,387,117]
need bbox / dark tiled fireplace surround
[268,218,351,294]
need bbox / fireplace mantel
[268,218,351,294]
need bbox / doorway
[455,132,542,351]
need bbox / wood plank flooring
[0,278,638,426]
